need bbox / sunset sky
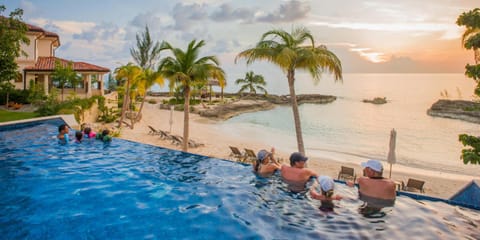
[3,0,478,79]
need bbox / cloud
[171,2,208,30]
[19,0,36,16]
[73,22,125,42]
[257,0,311,23]
[210,3,254,22]
[30,18,95,35]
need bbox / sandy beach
[116,99,479,199]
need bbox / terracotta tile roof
[24,57,110,73]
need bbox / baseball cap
[257,149,271,162]
[318,176,334,192]
[290,152,308,163]
[361,159,383,172]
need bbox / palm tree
[135,69,164,122]
[114,63,142,128]
[235,71,267,95]
[158,40,226,151]
[457,8,480,64]
[236,26,342,154]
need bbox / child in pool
[310,176,343,211]
[75,131,83,143]
[57,124,70,144]
[96,129,112,142]
[83,127,96,138]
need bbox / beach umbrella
[387,128,397,178]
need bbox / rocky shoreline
[157,93,337,120]
[427,99,480,124]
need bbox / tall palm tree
[114,63,142,128]
[158,40,226,151]
[130,26,164,122]
[235,71,267,95]
[236,26,342,154]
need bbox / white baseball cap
[318,176,334,192]
[361,159,383,172]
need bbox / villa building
[13,22,110,97]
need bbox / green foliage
[97,96,118,123]
[459,134,480,164]
[465,64,480,81]
[27,80,46,104]
[130,26,162,70]
[0,88,30,104]
[147,99,157,104]
[51,60,81,100]
[0,109,37,122]
[458,8,480,165]
[165,98,200,105]
[35,91,100,121]
[235,71,268,95]
[0,5,29,83]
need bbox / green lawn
[0,109,38,123]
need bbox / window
[15,72,23,82]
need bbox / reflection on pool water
[1,119,479,239]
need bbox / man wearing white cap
[349,159,396,211]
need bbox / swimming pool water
[1,119,479,239]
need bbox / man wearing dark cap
[281,152,318,192]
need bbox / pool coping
[0,114,79,129]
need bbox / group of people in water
[57,124,112,144]
[252,148,396,215]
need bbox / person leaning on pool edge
[281,152,318,192]
[348,159,396,215]
[253,148,281,176]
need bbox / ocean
[216,73,480,177]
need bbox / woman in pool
[310,176,343,211]
[253,148,281,176]
[57,124,70,144]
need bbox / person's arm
[64,133,69,143]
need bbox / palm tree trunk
[221,87,224,101]
[118,80,130,128]
[182,87,190,151]
[130,95,135,129]
[287,69,305,154]
[135,93,147,122]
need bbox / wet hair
[75,131,83,141]
[323,189,334,198]
[102,129,110,136]
[84,127,91,134]
[58,124,68,133]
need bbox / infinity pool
[1,119,479,239]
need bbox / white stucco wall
[17,34,37,62]
[37,39,53,57]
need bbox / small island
[363,97,387,104]
[427,99,480,124]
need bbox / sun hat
[290,152,308,163]
[361,159,383,172]
[257,149,271,162]
[318,176,334,192]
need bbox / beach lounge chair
[244,148,257,163]
[402,178,425,193]
[228,146,245,162]
[337,166,356,182]
[188,139,205,148]
[148,125,161,135]
[171,135,183,146]
[158,130,172,140]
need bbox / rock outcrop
[363,97,387,104]
[427,99,480,124]
[198,100,275,120]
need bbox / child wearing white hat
[310,176,343,211]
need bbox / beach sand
[116,100,479,199]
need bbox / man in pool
[348,159,396,216]
[281,152,318,193]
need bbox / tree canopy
[0,5,29,83]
